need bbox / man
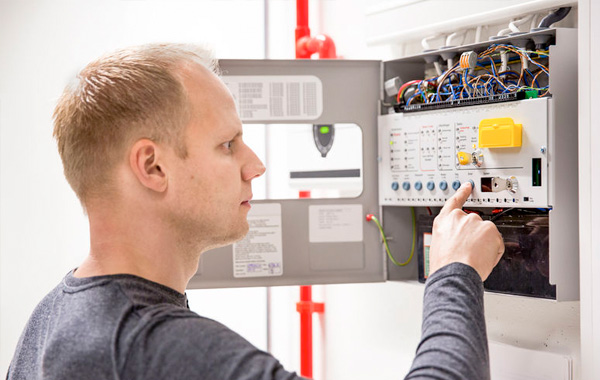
[7,44,504,380]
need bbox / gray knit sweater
[7,263,487,380]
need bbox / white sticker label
[233,203,283,278]
[309,204,363,243]
[223,75,323,121]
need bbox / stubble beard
[170,208,250,257]
[201,218,250,252]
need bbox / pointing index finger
[439,182,472,216]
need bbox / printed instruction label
[437,123,455,171]
[309,204,363,243]
[419,124,437,171]
[223,75,323,121]
[233,203,283,278]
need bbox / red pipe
[296,286,324,378]
[296,34,337,59]
[297,189,323,378]
[295,0,337,59]
[295,0,310,57]
[295,1,334,377]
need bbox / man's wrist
[426,262,483,286]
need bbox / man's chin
[204,223,249,251]
[234,222,250,242]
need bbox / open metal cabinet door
[187,59,385,289]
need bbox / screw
[541,146,547,154]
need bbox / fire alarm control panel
[189,28,578,301]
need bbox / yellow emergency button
[478,117,522,148]
[457,151,471,165]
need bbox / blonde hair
[53,43,219,205]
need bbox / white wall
[577,0,600,379]
[0,0,269,374]
[0,1,591,379]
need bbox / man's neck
[74,251,195,295]
[75,202,201,294]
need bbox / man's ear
[129,139,168,193]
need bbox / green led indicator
[319,126,330,134]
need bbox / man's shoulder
[128,303,229,342]
[58,271,188,313]
[122,309,289,380]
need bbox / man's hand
[429,182,505,281]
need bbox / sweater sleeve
[405,262,490,380]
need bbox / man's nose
[242,146,266,181]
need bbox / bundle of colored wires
[396,44,550,106]
[366,208,416,267]
[396,80,421,103]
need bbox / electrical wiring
[398,43,550,108]
[490,207,550,222]
[396,79,421,103]
[366,208,416,267]
[490,208,515,222]
[508,14,534,34]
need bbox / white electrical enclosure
[189,28,578,301]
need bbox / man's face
[165,64,265,251]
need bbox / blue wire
[406,91,421,105]
[484,55,497,76]
[454,85,462,99]
[526,69,540,88]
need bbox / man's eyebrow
[217,130,242,142]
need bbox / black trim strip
[290,169,361,179]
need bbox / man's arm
[405,182,504,380]
[406,263,488,379]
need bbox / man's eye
[223,141,233,150]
